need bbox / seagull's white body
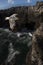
[5,14,19,30]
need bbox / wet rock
[0,28,32,65]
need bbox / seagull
[5,14,19,30]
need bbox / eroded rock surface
[26,23,43,65]
[0,28,32,65]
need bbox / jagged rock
[0,1,43,31]
[26,23,43,65]
[0,28,32,65]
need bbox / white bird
[5,14,19,30]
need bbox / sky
[0,0,43,9]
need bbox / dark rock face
[26,23,43,65]
[0,1,43,32]
[0,28,32,65]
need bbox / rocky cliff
[0,1,43,32]
[0,28,32,65]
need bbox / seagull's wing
[11,14,18,17]
[5,17,9,20]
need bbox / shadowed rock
[0,28,32,65]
